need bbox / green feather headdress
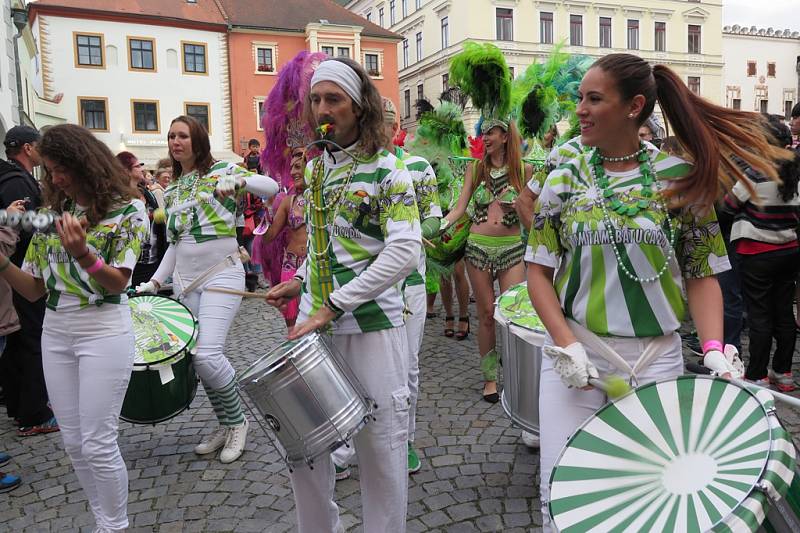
[449,42,512,131]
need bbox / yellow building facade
[344,0,723,131]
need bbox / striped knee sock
[217,379,245,426]
[205,387,227,425]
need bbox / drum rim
[547,374,775,532]
[238,331,321,384]
[128,293,198,367]
[495,283,546,334]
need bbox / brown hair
[305,57,388,156]
[169,115,214,178]
[475,121,525,193]
[38,124,136,226]
[592,54,790,207]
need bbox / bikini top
[288,195,305,230]
[470,164,521,227]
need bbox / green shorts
[465,233,525,277]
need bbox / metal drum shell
[239,332,372,469]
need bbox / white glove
[543,342,599,389]
[216,174,243,198]
[704,345,744,379]
[135,280,159,294]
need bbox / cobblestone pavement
[2,298,799,532]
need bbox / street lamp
[10,6,30,126]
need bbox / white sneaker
[220,418,248,463]
[194,426,228,455]
[521,430,540,448]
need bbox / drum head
[238,334,311,385]
[128,294,197,366]
[497,283,545,333]
[549,375,773,532]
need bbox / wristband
[292,274,304,283]
[73,248,91,261]
[0,257,11,273]
[324,296,343,316]
[702,340,723,354]
[84,258,105,275]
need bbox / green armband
[420,217,441,240]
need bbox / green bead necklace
[591,146,653,217]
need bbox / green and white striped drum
[549,375,799,533]
[494,283,545,435]
[121,294,199,424]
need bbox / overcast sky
[723,0,798,30]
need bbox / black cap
[3,125,40,148]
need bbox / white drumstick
[703,353,800,409]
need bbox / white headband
[311,60,363,106]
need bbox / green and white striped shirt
[526,147,730,338]
[23,200,149,311]
[299,148,421,334]
[396,147,443,287]
[164,161,255,244]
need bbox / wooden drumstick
[206,287,269,298]
[422,237,435,248]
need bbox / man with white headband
[266,57,421,533]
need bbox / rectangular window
[540,12,553,44]
[441,17,449,49]
[390,0,396,25]
[366,12,371,22]
[496,8,513,41]
[416,0,421,9]
[655,22,666,52]
[402,39,409,68]
[402,0,407,18]
[79,98,108,131]
[509,66,515,79]
[132,100,160,133]
[128,37,155,71]
[760,99,768,114]
[404,88,411,119]
[417,84,424,104]
[688,76,700,95]
[256,99,265,131]
[379,7,384,27]
[365,53,379,76]
[786,101,794,120]
[337,47,350,58]
[747,61,756,76]
[732,98,741,110]
[688,24,701,54]
[599,17,612,48]
[570,15,583,46]
[322,46,334,56]
[416,32,423,62]
[442,73,449,92]
[627,19,639,50]
[256,47,274,72]
[185,103,210,132]
[75,33,104,67]
[182,42,207,74]
[767,62,776,77]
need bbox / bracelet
[0,257,11,273]
[73,248,91,261]
[324,296,343,316]
[702,340,724,354]
[292,275,304,283]
[84,258,105,275]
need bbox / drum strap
[566,319,675,386]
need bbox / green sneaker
[334,463,351,481]
[407,442,421,474]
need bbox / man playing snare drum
[266,57,421,533]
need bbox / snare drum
[238,332,374,470]
[494,282,545,436]
[549,375,799,532]
[121,294,199,424]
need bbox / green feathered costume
[449,42,513,132]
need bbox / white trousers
[174,240,244,390]
[538,333,683,532]
[404,284,426,441]
[41,305,135,531]
[290,327,410,533]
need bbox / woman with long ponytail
[524,53,790,531]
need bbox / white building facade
[722,25,800,119]
[29,6,236,165]
[344,0,724,132]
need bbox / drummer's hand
[288,307,336,340]
[265,279,301,308]
[135,280,160,294]
[6,199,26,215]
[56,212,88,257]
[216,174,245,199]
[544,342,598,390]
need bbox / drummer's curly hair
[38,124,137,226]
